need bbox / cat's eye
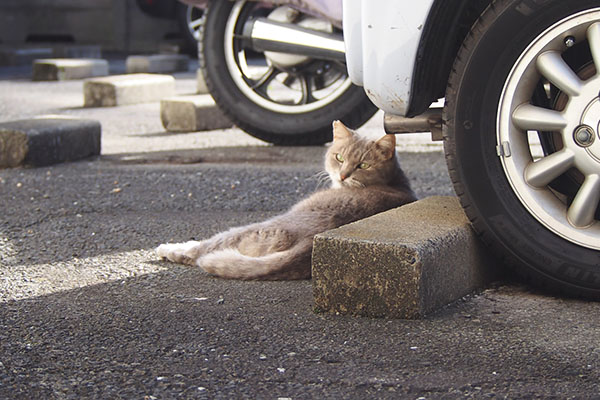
[358,162,370,169]
[335,153,344,163]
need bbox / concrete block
[83,73,175,107]
[160,95,233,132]
[0,45,102,67]
[0,116,101,168]
[33,59,109,81]
[0,47,53,66]
[197,68,208,94]
[126,54,189,74]
[312,196,502,319]
[53,45,102,59]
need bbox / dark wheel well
[406,0,492,117]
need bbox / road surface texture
[1,59,599,399]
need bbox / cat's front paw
[156,242,199,266]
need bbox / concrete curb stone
[0,45,102,66]
[0,116,101,168]
[52,45,102,59]
[32,59,109,81]
[0,47,53,66]
[160,95,233,132]
[83,73,175,107]
[312,196,502,319]
[196,68,208,94]
[126,54,189,74]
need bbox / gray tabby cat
[156,121,417,280]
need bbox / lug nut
[573,125,595,147]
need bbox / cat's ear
[332,120,353,141]
[375,134,396,160]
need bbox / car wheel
[444,0,600,297]
[198,0,377,145]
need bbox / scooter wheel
[198,0,377,146]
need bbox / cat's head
[325,120,397,188]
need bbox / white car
[344,0,600,298]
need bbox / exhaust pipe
[384,109,444,141]
[244,18,346,62]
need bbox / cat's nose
[340,174,347,181]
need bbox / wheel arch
[406,0,492,117]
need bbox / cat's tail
[197,239,313,280]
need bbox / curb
[126,54,189,74]
[83,73,175,107]
[160,95,233,132]
[0,116,101,168]
[312,196,503,319]
[196,69,208,94]
[32,58,109,81]
[0,45,102,66]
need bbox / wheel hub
[564,77,600,165]
[573,124,595,147]
[497,10,600,248]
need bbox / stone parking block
[197,68,208,94]
[52,45,102,59]
[33,59,109,81]
[0,45,102,67]
[84,73,175,107]
[0,116,101,168]
[160,95,233,132]
[0,47,53,66]
[312,196,502,319]
[126,54,189,74]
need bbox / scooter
[179,0,376,145]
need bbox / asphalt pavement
[1,58,600,399]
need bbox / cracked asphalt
[1,58,600,399]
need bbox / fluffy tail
[198,240,312,280]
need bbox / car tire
[444,0,600,297]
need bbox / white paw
[156,241,199,265]
[156,243,175,259]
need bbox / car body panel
[343,0,435,116]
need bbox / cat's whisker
[311,171,332,189]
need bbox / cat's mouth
[338,177,365,188]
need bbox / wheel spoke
[298,75,315,104]
[314,74,326,90]
[189,18,203,40]
[587,22,600,73]
[536,51,583,97]
[524,149,575,188]
[250,66,278,96]
[567,174,600,227]
[512,103,567,131]
[189,18,203,31]
[282,75,296,87]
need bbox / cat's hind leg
[155,224,259,265]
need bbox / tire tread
[443,0,600,298]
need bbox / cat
[156,120,417,280]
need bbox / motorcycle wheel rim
[223,0,352,114]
